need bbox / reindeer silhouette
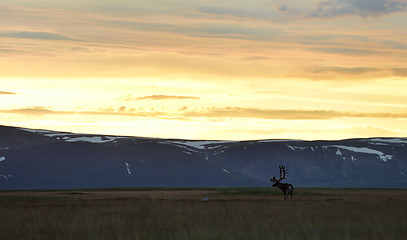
[270,165,294,200]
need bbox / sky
[1,0,407,140]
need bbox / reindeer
[270,165,294,200]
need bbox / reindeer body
[270,165,294,200]
[271,179,294,200]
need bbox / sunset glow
[1,0,407,140]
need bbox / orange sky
[1,0,407,140]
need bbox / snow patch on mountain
[222,169,230,174]
[368,142,388,146]
[159,142,200,153]
[0,174,11,180]
[159,140,232,154]
[0,146,16,150]
[45,133,75,137]
[66,136,111,143]
[169,141,209,149]
[19,127,133,143]
[168,140,232,150]
[286,143,393,162]
[19,128,58,134]
[0,156,5,162]
[287,145,308,151]
[368,138,407,144]
[125,162,131,175]
[65,136,128,143]
[257,139,298,143]
[206,144,226,150]
[329,145,392,162]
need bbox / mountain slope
[0,125,406,189]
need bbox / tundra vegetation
[0,188,406,240]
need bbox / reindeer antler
[271,165,288,183]
[278,165,288,181]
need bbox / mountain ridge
[1,125,406,189]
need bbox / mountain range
[1,125,406,189]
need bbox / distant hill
[0,125,406,189]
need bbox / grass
[0,188,406,240]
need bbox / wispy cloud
[0,48,17,53]
[0,91,16,95]
[392,68,407,77]
[1,1,406,82]
[124,95,200,101]
[310,47,380,56]
[0,107,69,116]
[276,3,289,12]
[300,66,407,80]
[253,90,282,94]
[299,66,398,80]
[0,31,73,41]
[183,107,407,120]
[2,106,407,121]
[0,107,163,117]
[309,66,382,75]
[183,107,340,119]
[308,0,407,18]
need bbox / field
[1,188,406,240]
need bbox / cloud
[0,106,160,117]
[253,90,282,94]
[118,106,127,112]
[310,47,379,56]
[0,31,73,40]
[241,56,270,62]
[0,107,70,116]
[392,68,407,77]
[302,66,407,80]
[299,66,393,80]
[0,91,16,95]
[182,107,407,120]
[276,4,289,12]
[309,66,381,75]
[124,95,200,100]
[0,48,16,53]
[183,107,340,119]
[1,2,405,83]
[309,0,407,18]
[2,106,407,120]
[196,4,299,23]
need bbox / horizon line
[1,124,405,142]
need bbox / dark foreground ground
[0,188,406,240]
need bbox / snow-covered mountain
[0,125,406,189]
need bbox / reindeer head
[269,176,277,182]
[270,176,277,186]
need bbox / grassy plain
[0,188,406,240]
